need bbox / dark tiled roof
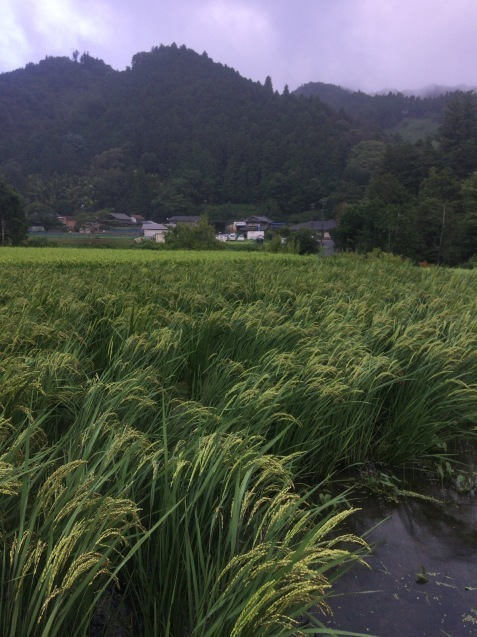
[290,220,337,231]
[108,212,133,221]
[245,215,273,224]
[167,216,201,222]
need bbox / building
[290,219,337,239]
[142,222,170,242]
[247,230,265,241]
[290,219,338,256]
[104,212,135,226]
[58,216,77,230]
[166,216,201,226]
[244,215,274,231]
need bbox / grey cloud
[1,0,476,93]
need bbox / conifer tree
[0,178,27,245]
[439,92,477,178]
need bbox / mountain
[293,81,466,134]
[381,84,477,98]
[2,46,477,266]
[0,45,366,219]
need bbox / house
[247,230,265,241]
[290,219,338,256]
[142,222,170,242]
[290,219,337,239]
[233,221,247,233]
[130,214,146,224]
[79,221,101,234]
[245,215,274,230]
[104,212,135,226]
[58,216,77,230]
[166,215,201,226]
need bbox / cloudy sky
[1,0,477,94]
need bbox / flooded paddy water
[323,462,477,636]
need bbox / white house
[245,216,273,230]
[141,222,170,242]
[247,230,265,241]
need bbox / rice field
[1,247,476,636]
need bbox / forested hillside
[0,45,363,222]
[1,44,477,264]
[293,81,458,132]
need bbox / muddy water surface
[323,490,477,636]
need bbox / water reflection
[323,492,477,636]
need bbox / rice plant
[1,247,477,635]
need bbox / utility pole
[437,201,447,265]
[319,198,327,247]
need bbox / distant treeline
[1,44,477,263]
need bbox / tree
[293,229,320,255]
[451,171,477,263]
[0,179,27,245]
[90,146,131,209]
[439,92,477,178]
[382,141,434,194]
[416,168,460,264]
[164,216,222,250]
[264,76,274,93]
[335,174,419,257]
[343,141,387,185]
[26,201,62,231]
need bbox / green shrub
[164,216,224,250]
